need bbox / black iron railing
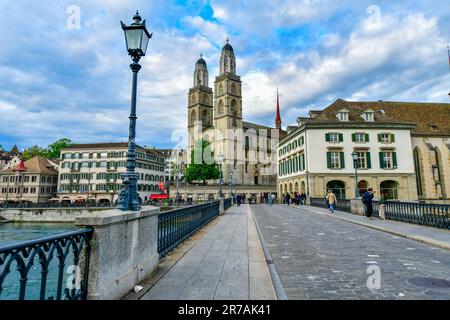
[382,201,449,229]
[310,197,351,212]
[0,228,93,300]
[224,198,232,210]
[158,201,220,258]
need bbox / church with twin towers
[186,40,286,191]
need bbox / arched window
[218,100,224,114]
[231,99,237,113]
[326,180,346,200]
[413,148,423,197]
[202,110,208,126]
[231,83,237,94]
[218,83,224,95]
[358,180,368,197]
[434,147,446,199]
[380,180,399,200]
[191,110,196,124]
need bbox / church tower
[188,55,214,150]
[214,40,243,183]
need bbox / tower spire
[275,88,282,129]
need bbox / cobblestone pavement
[252,204,450,300]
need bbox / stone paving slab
[301,205,450,250]
[253,204,450,300]
[128,204,276,300]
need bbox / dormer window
[336,109,349,122]
[361,109,375,122]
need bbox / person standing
[300,192,307,205]
[363,188,375,219]
[378,192,386,220]
[270,193,276,206]
[285,193,291,206]
[325,190,337,213]
[236,194,242,206]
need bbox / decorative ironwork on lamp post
[117,11,152,211]
[351,152,359,199]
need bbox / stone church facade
[181,41,286,202]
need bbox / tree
[184,139,220,186]
[22,145,48,160]
[47,138,73,159]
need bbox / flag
[158,181,165,192]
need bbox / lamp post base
[116,173,140,211]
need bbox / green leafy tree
[47,138,73,159]
[22,145,48,160]
[184,139,220,186]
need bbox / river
[0,222,78,300]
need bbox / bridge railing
[381,201,449,229]
[0,228,93,300]
[310,197,351,212]
[224,198,232,210]
[158,200,221,258]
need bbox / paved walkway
[253,204,450,300]
[302,205,450,250]
[126,204,276,300]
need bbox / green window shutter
[339,133,344,142]
[326,152,332,169]
[391,134,395,142]
[325,133,330,142]
[352,133,356,142]
[340,152,345,169]
[365,134,370,142]
[296,156,300,172]
[393,152,398,168]
[378,134,382,142]
[301,154,305,171]
[366,152,371,169]
[379,152,385,169]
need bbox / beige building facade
[0,156,59,204]
[278,99,449,203]
[56,143,166,205]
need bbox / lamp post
[351,152,359,199]
[218,153,224,198]
[117,11,152,211]
[229,172,233,199]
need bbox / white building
[57,143,165,205]
[277,99,438,202]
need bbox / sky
[0,0,450,151]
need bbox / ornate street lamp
[351,151,359,199]
[117,11,152,211]
[218,153,224,198]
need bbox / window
[378,133,395,143]
[337,112,349,121]
[363,112,374,122]
[355,152,371,169]
[327,151,344,169]
[326,133,343,143]
[352,133,369,143]
[379,151,397,169]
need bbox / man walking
[270,193,276,206]
[363,188,375,219]
[325,189,337,214]
[236,194,242,206]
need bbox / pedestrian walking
[270,193,276,206]
[294,192,300,207]
[379,192,386,220]
[285,193,291,206]
[325,189,337,213]
[363,188,375,219]
[236,194,242,206]
[300,192,307,205]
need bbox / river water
[0,222,78,300]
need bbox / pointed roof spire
[275,88,282,129]
[15,151,26,173]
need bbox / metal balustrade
[383,201,449,229]
[224,198,232,210]
[0,228,93,300]
[158,200,223,258]
[310,197,351,212]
